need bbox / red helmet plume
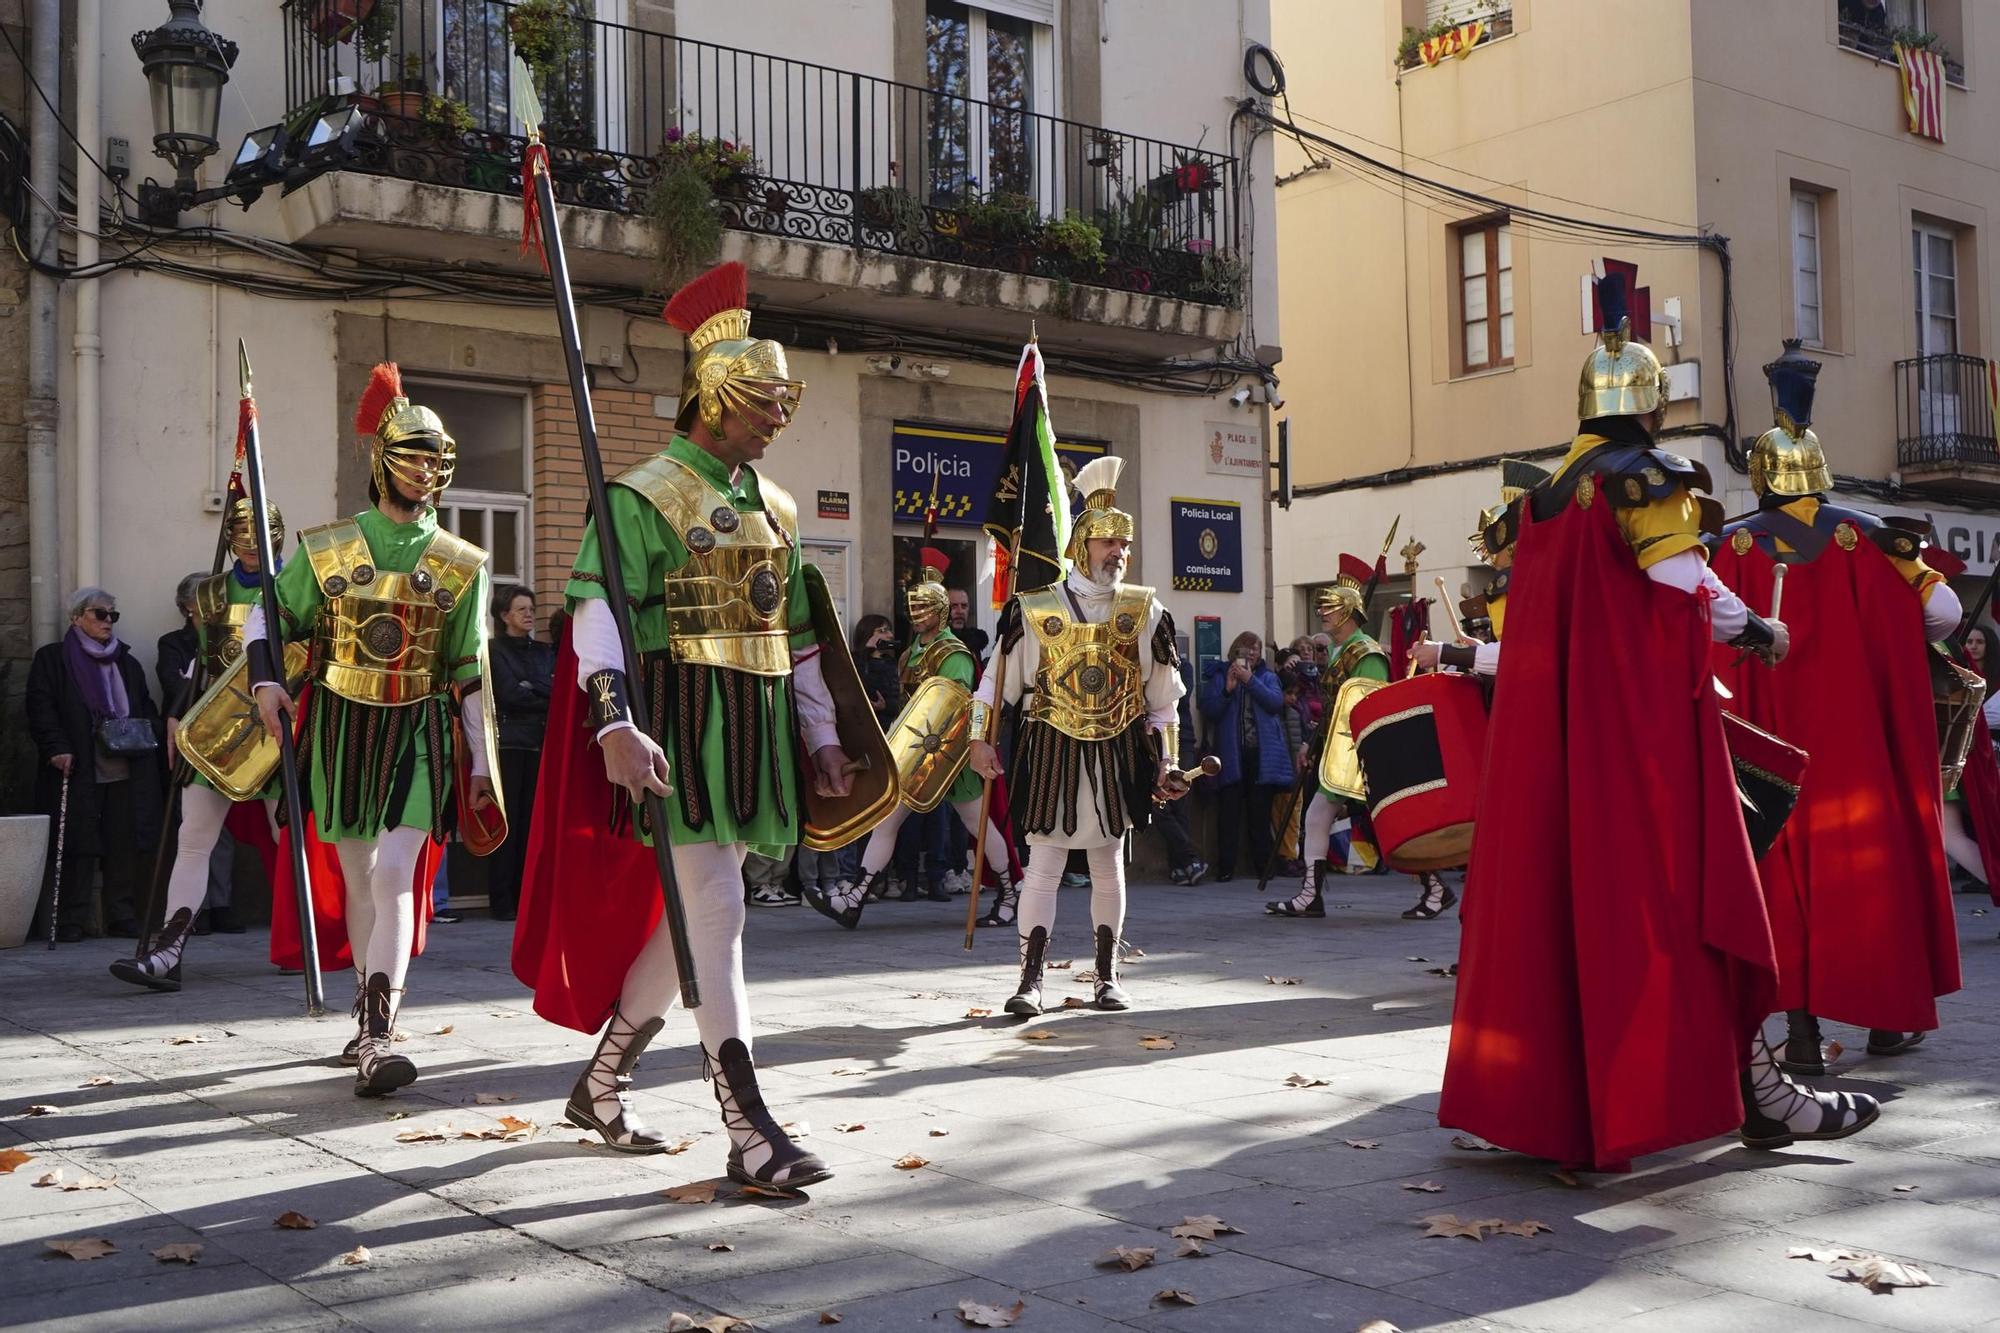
[354,362,404,438]
[663,261,749,335]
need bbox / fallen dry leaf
[833,1123,866,1133]
[432,1024,455,1036]
[1284,1073,1328,1089]
[1171,1214,1243,1241]
[665,1315,751,1333]
[57,1173,117,1192]
[496,1115,536,1136]
[1893,1184,1919,1193]
[1047,959,1072,970]
[45,1237,117,1261]
[34,1170,64,1187]
[394,1126,448,1143]
[275,1211,317,1230]
[707,1241,734,1252]
[1405,956,1429,963]
[0,1148,33,1174]
[956,1299,1026,1328]
[819,1315,843,1326]
[1177,1237,1208,1258]
[1099,1245,1156,1271]
[1824,1039,1845,1064]
[1357,1323,1404,1333]
[1060,996,1091,1010]
[1418,1214,1487,1241]
[738,1183,799,1199]
[1449,1134,1502,1152]
[929,1127,950,1137]
[1401,1181,1445,1193]
[1019,1029,1058,1041]
[1154,1288,1198,1306]
[20,1104,58,1117]
[166,1033,210,1046]
[472,1093,517,1105]
[152,1243,203,1264]
[386,1111,411,1121]
[1496,1219,1552,1238]
[1828,1255,1935,1293]
[1265,975,1302,985]
[1139,1035,1177,1051]
[1549,1169,1583,1189]
[662,1138,698,1156]
[1788,1246,1862,1263]
[454,1116,537,1142]
[1344,1139,1382,1150]
[80,1076,114,1088]
[893,1154,930,1170]
[964,1008,994,1019]
[340,1245,371,1266]
[1074,969,1099,984]
[663,1182,718,1205]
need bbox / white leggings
[333,826,429,991]
[1301,789,1338,869]
[860,797,1012,878]
[167,785,274,923]
[1945,803,1987,884]
[615,839,753,1057]
[1017,839,1125,943]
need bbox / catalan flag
[1897,40,1947,142]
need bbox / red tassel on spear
[513,63,551,273]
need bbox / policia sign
[1171,497,1243,593]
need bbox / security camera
[1229,386,1252,407]
[1269,397,1285,412]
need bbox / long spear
[241,343,324,1016]
[516,60,699,1007]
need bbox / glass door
[1914,221,1960,438]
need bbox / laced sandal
[1866,1029,1927,1057]
[353,972,418,1098]
[706,1037,832,1189]
[1739,1035,1880,1150]
[803,874,871,931]
[1093,924,1131,1011]
[977,878,1019,928]
[339,975,365,1067]
[1401,873,1458,920]
[565,1006,670,1153]
[1779,1010,1826,1076]
[1006,925,1049,1016]
[1265,866,1326,918]
[108,908,195,993]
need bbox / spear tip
[237,339,252,397]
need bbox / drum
[1721,711,1808,861]
[1351,673,1488,872]
[1931,646,1987,792]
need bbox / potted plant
[508,0,586,84]
[858,183,927,249]
[355,0,398,64]
[641,155,724,294]
[0,663,48,950]
[378,53,428,120]
[421,93,476,141]
[1042,211,1105,270]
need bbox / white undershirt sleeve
[1645,550,1749,643]
[792,649,841,754]
[1473,641,1501,677]
[1925,581,1963,640]
[459,689,491,777]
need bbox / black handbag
[97,717,159,756]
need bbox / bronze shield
[887,674,973,814]
[178,641,311,802]
[799,564,902,850]
[1317,675,1386,801]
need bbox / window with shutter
[1792,191,1824,347]
[1426,0,1499,25]
[1456,218,1514,373]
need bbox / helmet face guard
[678,329,806,443]
[375,436,457,505]
[227,498,284,561]
[906,582,948,627]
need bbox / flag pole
[516,61,700,1007]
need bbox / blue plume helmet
[1763,338,1820,435]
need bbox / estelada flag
[982,340,1070,608]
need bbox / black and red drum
[1351,673,1489,872]
[1721,711,1809,861]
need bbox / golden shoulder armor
[303,519,486,706]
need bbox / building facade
[1270,0,2000,643]
[16,0,1279,697]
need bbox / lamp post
[131,0,239,194]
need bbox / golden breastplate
[193,574,252,678]
[1023,584,1153,741]
[619,454,800,678]
[302,520,486,707]
[899,634,969,698]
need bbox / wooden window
[1792,191,1824,346]
[1458,218,1514,372]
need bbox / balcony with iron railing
[1896,353,2000,494]
[280,0,1244,310]
[1837,19,1966,87]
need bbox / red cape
[268,682,440,972]
[1959,693,2000,900]
[1439,493,1777,1169]
[1712,535,1960,1030]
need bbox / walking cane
[45,769,69,950]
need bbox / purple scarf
[63,626,130,721]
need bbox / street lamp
[131,0,239,194]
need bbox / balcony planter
[309,0,376,44]
[0,814,49,949]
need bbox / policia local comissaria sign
[1170,498,1243,593]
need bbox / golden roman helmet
[1064,455,1134,565]
[1749,338,1833,498]
[1578,267,1668,420]
[225,495,284,561]
[663,261,805,441]
[1316,552,1376,620]
[1467,458,1550,565]
[355,362,456,503]
[906,546,951,624]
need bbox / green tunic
[188,569,281,802]
[1315,627,1389,803]
[266,507,488,842]
[900,629,982,806]
[565,435,815,858]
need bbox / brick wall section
[530,384,675,621]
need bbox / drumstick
[1432,577,1466,641]
[1770,563,1786,623]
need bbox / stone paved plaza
[4,877,1999,1332]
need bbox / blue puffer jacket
[1199,659,1296,788]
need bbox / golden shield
[886,674,974,814]
[1317,675,1387,801]
[798,564,903,851]
[177,641,312,801]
